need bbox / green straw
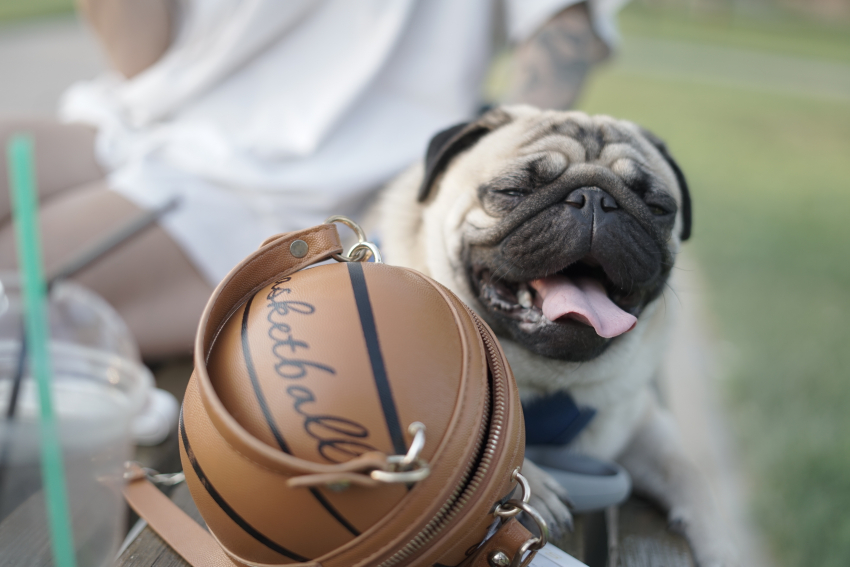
[7,135,77,567]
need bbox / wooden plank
[0,480,124,567]
[0,485,697,567]
[120,491,593,566]
[117,483,201,567]
[551,514,586,562]
[0,489,56,567]
[118,494,602,566]
[610,497,694,567]
[114,490,696,567]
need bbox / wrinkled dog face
[419,107,691,361]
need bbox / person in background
[0,0,624,361]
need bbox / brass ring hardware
[325,215,383,263]
[370,422,430,484]
[325,215,367,242]
[348,241,383,264]
[498,500,549,567]
[493,469,531,518]
[400,421,426,467]
[370,457,431,483]
[516,469,531,504]
[490,470,548,567]
[511,530,545,567]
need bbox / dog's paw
[520,458,573,539]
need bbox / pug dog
[377,106,736,566]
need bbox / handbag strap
[123,469,241,567]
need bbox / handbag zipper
[376,308,508,567]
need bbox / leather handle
[198,224,343,360]
[186,223,398,478]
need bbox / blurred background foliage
[0,0,73,21]
[579,1,850,566]
[2,0,849,565]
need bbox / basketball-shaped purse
[125,219,549,567]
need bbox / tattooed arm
[505,2,610,110]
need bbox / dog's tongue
[529,276,637,338]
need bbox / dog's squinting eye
[494,189,527,198]
[648,205,669,216]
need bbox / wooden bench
[113,483,694,567]
[0,431,693,567]
[0,357,696,567]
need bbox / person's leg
[0,119,105,224]
[0,181,213,360]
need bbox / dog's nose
[565,187,619,212]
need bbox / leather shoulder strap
[123,473,241,567]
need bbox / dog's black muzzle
[460,165,678,360]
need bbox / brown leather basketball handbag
[123,217,550,567]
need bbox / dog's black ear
[640,128,693,241]
[417,109,512,202]
[639,128,692,241]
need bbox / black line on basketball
[346,262,407,456]
[242,295,291,453]
[179,409,309,562]
[242,293,361,537]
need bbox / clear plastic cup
[0,276,152,566]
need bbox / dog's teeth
[517,285,532,309]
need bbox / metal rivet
[290,240,308,258]
[488,551,510,567]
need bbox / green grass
[620,3,850,64]
[578,21,850,567]
[0,0,74,22]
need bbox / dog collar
[522,391,596,446]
